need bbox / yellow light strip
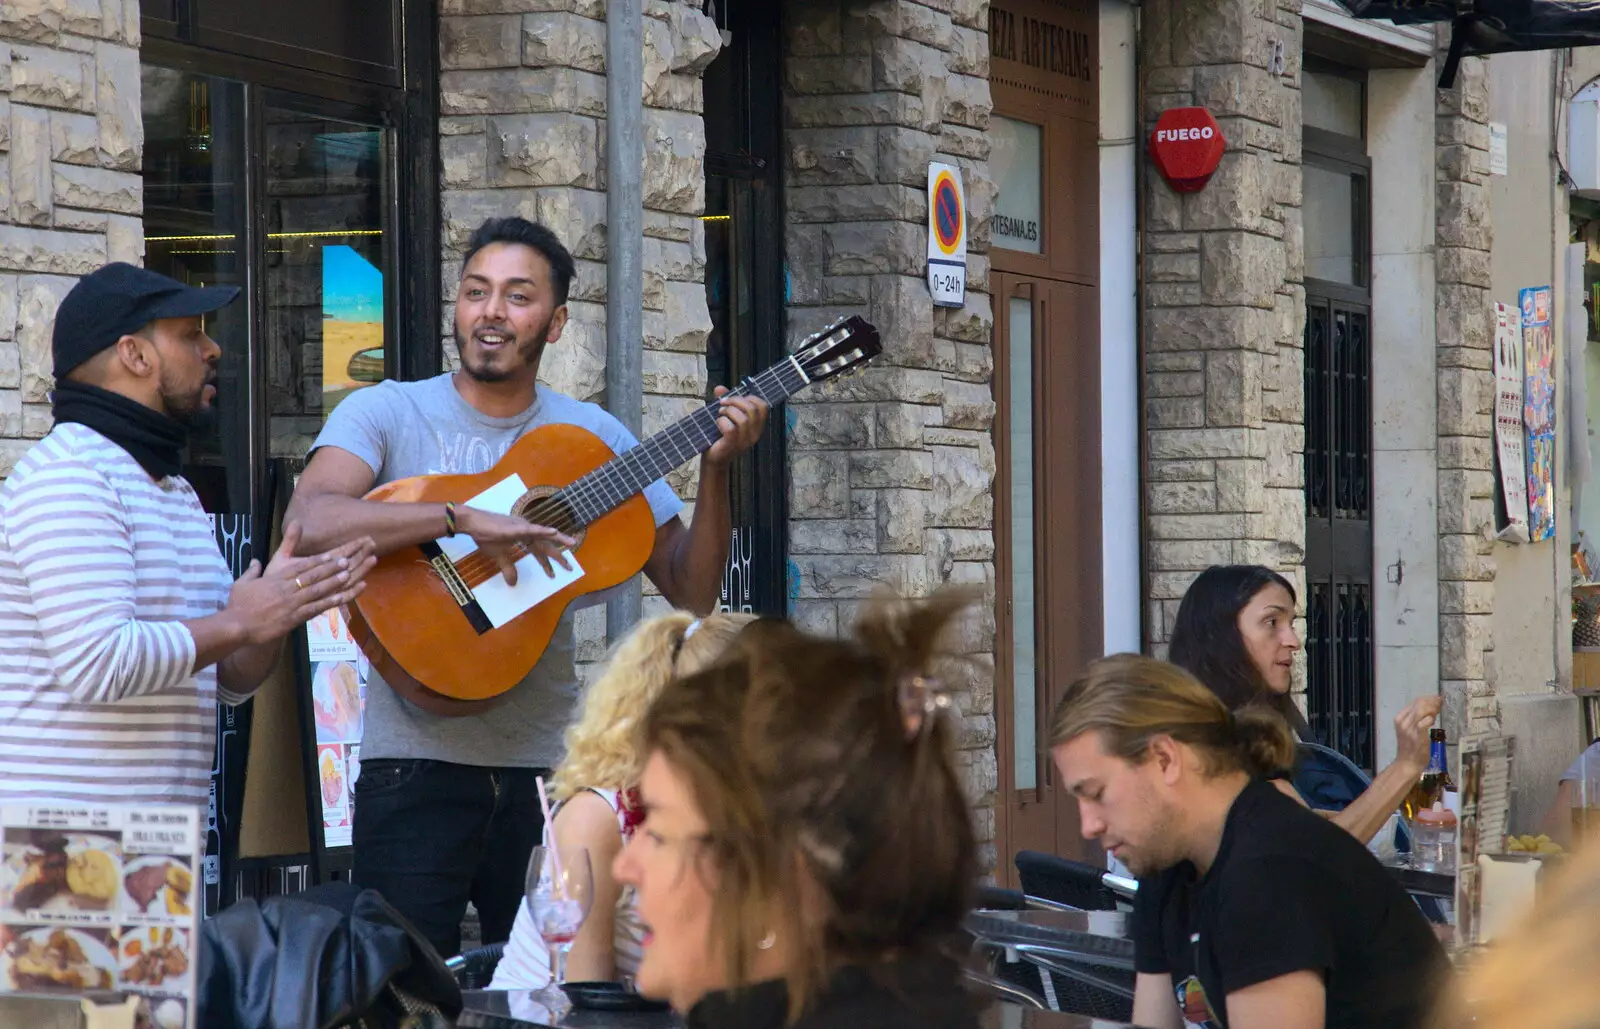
[700,215,731,221]
[145,229,385,242]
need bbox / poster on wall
[1493,303,1531,543]
[306,608,367,851]
[1521,286,1558,542]
[321,245,385,416]
[0,803,202,1029]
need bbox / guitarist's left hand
[703,387,769,467]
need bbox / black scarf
[51,380,189,480]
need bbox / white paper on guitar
[433,474,585,629]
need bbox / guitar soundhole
[513,486,586,547]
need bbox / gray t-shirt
[309,373,683,768]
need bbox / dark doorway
[702,0,789,615]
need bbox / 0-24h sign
[926,162,967,308]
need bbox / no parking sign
[927,162,967,308]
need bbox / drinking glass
[526,845,593,986]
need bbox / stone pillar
[436,0,721,662]
[0,0,144,477]
[1434,54,1498,739]
[1140,0,1306,665]
[781,0,998,869]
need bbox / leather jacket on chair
[197,882,463,1029]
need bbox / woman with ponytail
[608,587,981,1028]
[490,609,755,990]
[1049,655,1447,1029]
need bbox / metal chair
[1014,851,1121,912]
[1294,742,1414,851]
[1010,943,1135,1022]
[961,967,1048,1010]
[974,884,1028,910]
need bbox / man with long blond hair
[1049,654,1445,1029]
[490,609,754,990]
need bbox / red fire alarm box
[1149,107,1226,193]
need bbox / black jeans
[352,759,548,960]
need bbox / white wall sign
[926,162,967,307]
[990,116,1043,254]
[1489,122,1508,176]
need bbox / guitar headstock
[791,315,882,384]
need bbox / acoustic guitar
[344,315,882,716]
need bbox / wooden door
[993,274,1102,877]
[988,0,1102,886]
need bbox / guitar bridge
[418,541,495,636]
[430,552,474,608]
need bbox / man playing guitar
[285,216,767,958]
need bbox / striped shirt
[0,423,236,805]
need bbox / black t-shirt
[1132,779,1447,1029]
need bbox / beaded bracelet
[444,501,458,537]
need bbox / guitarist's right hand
[457,506,576,587]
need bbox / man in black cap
[0,262,378,805]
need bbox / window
[142,69,250,514]
[991,115,1044,255]
[1302,61,1375,770]
[1006,295,1038,789]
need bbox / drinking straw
[535,774,565,887]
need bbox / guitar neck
[554,357,809,528]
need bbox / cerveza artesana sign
[989,4,1092,83]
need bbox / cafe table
[453,989,1146,1029]
[455,989,677,1028]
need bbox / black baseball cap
[52,262,241,378]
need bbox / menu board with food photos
[305,606,367,852]
[0,803,201,1029]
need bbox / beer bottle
[1403,728,1452,821]
[1428,727,1453,787]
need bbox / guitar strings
[448,386,751,585]
[447,369,793,587]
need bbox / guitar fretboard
[553,359,808,527]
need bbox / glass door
[259,100,391,465]
[142,67,406,902]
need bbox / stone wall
[1139,0,1307,659]
[436,0,721,663]
[780,0,999,870]
[1434,53,1498,739]
[0,0,144,477]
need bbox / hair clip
[899,674,952,740]
[672,617,703,664]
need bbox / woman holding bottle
[1168,564,1445,845]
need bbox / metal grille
[1303,293,1375,770]
[1305,581,1375,769]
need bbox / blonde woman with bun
[490,609,755,990]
